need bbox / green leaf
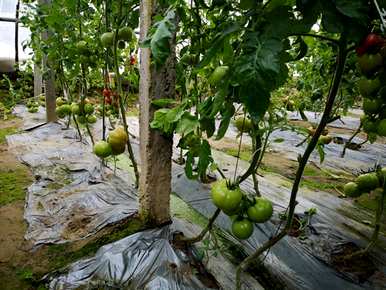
[241,84,271,123]
[197,140,213,177]
[141,10,177,66]
[216,102,235,140]
[176,112,199,135]
[335,0,369,23]
[316,143,325,163]
[198,23,240,68]
[152,98,177,108]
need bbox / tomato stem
[235,33,348,290]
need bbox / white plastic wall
[0,0,32,72]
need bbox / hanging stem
[235,34,348,290]
[112,2,139,187]
[181,208,221,244]
[233,111,247,183]
[72,114,82,142]
[341,124,362,158]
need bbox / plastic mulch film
[171,151,386,290]
[6,116,138,246]
[46,224,216,290]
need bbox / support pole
[39,0,57,122]
[138,0,176,225]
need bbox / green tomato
[56,107,66,119]
[60,104,72,115]
[100,32,114,48]
[362,119,378,133]
[28,106,38,113]
[93,141,112,158]
[56,97,66,106]
[117,27,133,42]
[108,126,128,155]
[87,114,97,124]
[358,77,381,97]
[76,40,88,54]
[118,40,126,49]
[319,135,333,145]
[247,197,273,223]
[234,117,253,133]
[71,103,80,115]
[344,182,361,197]
[84,103,94,114]
[210,179,243,213]
[377,119,386,136]
[209,66,229,85]
[363,98,381,115]
[356,173,379,192]
[77,115,87,124]
[232,218,254,240]
[357,53,383,75]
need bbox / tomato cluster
[55,97,97,124]
[343,168,385,198]
[26,99,39,113]
[100,27,134,49]
[93,126,128,158]
[211,179,273,240]
[356,33,386,141]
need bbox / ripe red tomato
[130,55,136,65]
[104,96,112,105]
[363,33,384,50]
[103,88,112,98]
[357,33,385,55]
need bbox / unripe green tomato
[76,40,88,54]
[344,182,361,197]
[363,98,381,115]
[357,53,383,75]
[84,103,95,115]
[71,103,80,115]
[358,77,381,97]
[87,114,97,124]
[247,197,273,223]
[210,179,243,213]
[100,32,114,48]
[118,40,126,49]
[117,27,133,42]
[231,218,254,240]
[209,66,229,85]
[377,119,386,136]
[93,141,112,158]
[356,173,379,192]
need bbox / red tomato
[363,33,384,50]
[103,88,111,98]
[104,96,112,105]
[356,45,367,56]
[130,55,136,65]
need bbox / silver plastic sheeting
[268,129,386,172]
[6,120,138,246]
[172,149,386,290]
[46,225,215,290]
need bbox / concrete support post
[138,0,176,225]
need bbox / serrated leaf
[198,23,240,69]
